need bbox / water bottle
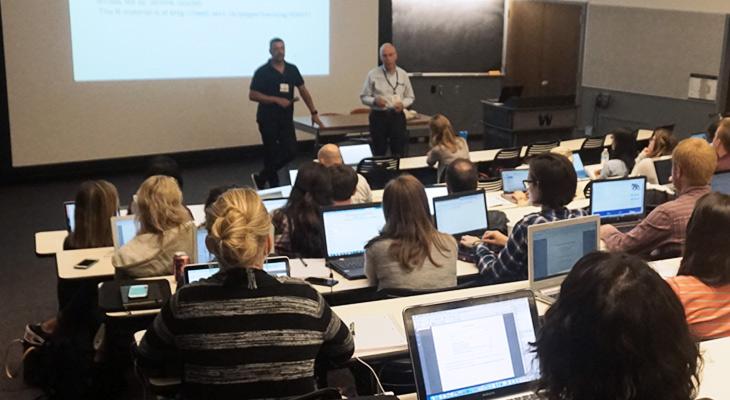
[601,148,609,167]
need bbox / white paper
[344,315,406,351]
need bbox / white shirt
[360,65,415,111]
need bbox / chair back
[525,140,559,158]
[356,156,400,190]
[579,136,606,165]
[487,147,522,177]
[477,178,503,192]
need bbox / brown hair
[429,114,460,153]
[647,128,677,158]
[673,138,717,187]
[678,192,730,286]
[136,175,192,234]
[368,175,452,270]
[67,180,119,249]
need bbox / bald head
[317,144,343,167]
[446,158,478,194]
[379,42,398,72]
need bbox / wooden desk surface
[293,113,430,134]
[36,230,69,256]
[57,247,115,279]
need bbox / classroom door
[504,0,584,98]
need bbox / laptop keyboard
[328,257,366,280]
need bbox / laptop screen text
[434,193,488,235]
[323,205,385,258]
[591,178,645,218]
[533,221,597,281]
[501,170,529,193]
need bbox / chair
[477,177,503,192]
[578,135,606,165]
[583,180,593,199]
[486,147,522,177]
[356,156,400,190]
[524,140,559,158]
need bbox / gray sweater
[364,235,458,291]
[426,137,470,180]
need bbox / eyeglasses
[522,179,535,190]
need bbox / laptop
[257,185,293,200]
[183,262,220,285]
[64,201,75,232]
[589,176,646,232]
[690,132,708,141]
[262,197,288,214]
[652,155,673,185]
[500,169,530,203]
[572,154,590,180]
[424,185,449,215]
[403,290,541,400]
[527,216,600,303]
[263,256,291,277]
[111,215,140,249]
[712,171,730,194]
[289,169,298,185]
[340,144,373,166]
[194,225,214,264]
[321,202,385,280]
[433,190,490,238]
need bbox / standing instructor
[250,38,323,189]
[360,43,415,157]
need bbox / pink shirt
[668,275,730,340]
[717,153,730,172]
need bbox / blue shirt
[475,207,588,284]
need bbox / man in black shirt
[250,38,323,188]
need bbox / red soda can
[173,251,190,285]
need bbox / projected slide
[68,0,330,81]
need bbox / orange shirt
[667,275,730,341]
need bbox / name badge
[391,94,401,104]
[279,83,290,93]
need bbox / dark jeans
[369,110,407,157]
[258,118,298,187]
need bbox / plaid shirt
[475,207,588,284]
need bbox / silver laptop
[340,144,373,166]
[403,290,541,400]
[194,225,214,264]
[111,215,139,249]
[527,216,600,303]
[589,176,646,232]
[262,197,288,214]
[572,154,590,180]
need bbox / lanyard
[382,66,399,95]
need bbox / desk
[293,113,431,149]
[57,247,115,280]
[35,230,69,256]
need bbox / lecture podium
[482,97,578,148]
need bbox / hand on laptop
[510,191,529,206]
[482,230,508,247]
[460,235,482,248]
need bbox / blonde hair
[673,138,717,186]
[136,175,191,234]
[429,114,459,153]
[648,128,677,158]
[205,188,272,268]
[716,118,730,152]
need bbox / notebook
[424,185,449,215]
[340,144,373,166]
[111,215,139,249]
[403,290,541,400]
[527,216,600,303]
[712,171,730,195]
[589,176,646,231]
[321,202,385,280]
[433,190,489,238]
[183,262,220,285]
[64,201,75,232]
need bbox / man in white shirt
[317,144,372,203]
[360,43,415,157]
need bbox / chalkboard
[390,0,504,73]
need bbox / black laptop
[589,176,647,232]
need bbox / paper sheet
[344,314,406,351]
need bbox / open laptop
[433,190,490,238]
[403,290,541,400]
[289,169,298,185]
[263,256,290,277]
[262,197,288,214]
[111,215,140,249]
[257,185,292,200]
[64,201,75,232]
[589,176,646,232]
[424,185,449,215]
[183,262,220,285]
[321,202,385,280]
[651,155,673,186]
[340,143,373,166]
[194,225,214,263]
[712,171,730,194]
[572,154,590,180]
[527,216,600,303]
[500,169,530,202]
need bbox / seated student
[667,192,730,340]
[329,164,358,206]
[204,184,240,210]
[461,153,586,283]
[317,143,372,203]
[113,175,196,279]
[364,175,457,291]
[631,127,677,184]
[594,128,636,179]
[64,180,120,250]
[127,155,185,215]
[426,114,469,180]
[713,117,730,172]
[601,138,716,257]
[137,188,354,399]
[272,161,332,258]
[535,251,700,400]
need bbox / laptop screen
[653,157,673,185]
[262,198,288,214]
[289,169,298,185]
[340,144,373,166]
[712,172,730,195]
[501,169,529,193]
[406,293,539,400]
[64,202,76,232]
[691,132,708,141]
[433,191,489,235]
[530,217,599,282]
[590,177,646,219]
[263,257,289,277]
[322,203,385,258]
[424,186,449,215]
[196,226,214,263]
[572,155,589,180]
[257,185,292,199]
[113,216,139,248]
[184,263,220,285]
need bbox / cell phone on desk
[127,284,149,299]
[305,277,339,287]
[74,258,98,269]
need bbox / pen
[299,257,308,267]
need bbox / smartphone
[127,284,149,299]
[305,277,339,287]
[74,258,98,269]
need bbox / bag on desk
[97,279,171,313]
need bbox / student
[461,153,586,283]
[329,164,358,206]
[713,117,730,172]
[601,138,716,257]
[426,114,470,180]
[445,158,479,194]
[64,180,119,250]
[137,188,354,399]
[272,161,332,258]
[364,175,457,291]
[113,175,196,279]
[127,155,184,215]
[535,251,700,400]
[595,128,636,179]
[667,192,730,340]
[317,143,372,203]
[204,184,240,211]
[631,127,677,184]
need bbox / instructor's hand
[312,114,324,127]
[393,101,404,113]
[275,98,292,108]
[374,96,387,108]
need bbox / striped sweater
[667,275,730,341]
[137,267,354,399]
